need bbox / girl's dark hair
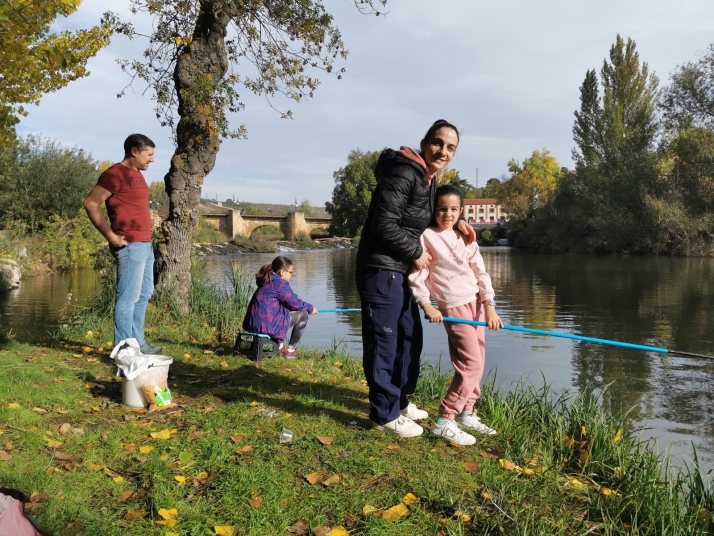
[256,256,293,284]
[432,184,464,228]
[422,119,460,144]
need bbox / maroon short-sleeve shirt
[96,163,152,243]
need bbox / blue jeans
[356,267,423,425]
[111,242,154,346]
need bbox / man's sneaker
[140,343,162,354]
[372,416,423,438]
[281,347,299,359]
[400,402,428,421]
[430,418,476,446]
[455,412,497,435]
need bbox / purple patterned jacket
[242,272,315,341]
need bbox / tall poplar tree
[573,35,659,169]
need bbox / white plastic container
[121,355,173,408]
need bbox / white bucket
[121,355,173,408]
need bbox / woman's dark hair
[422,119,459,144]
[124,133,155,158]
[256,255,293,284]
[432,184,463,227]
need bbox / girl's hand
[457,219,476,245]
[413,250,432,271]
[310,308,319,315]
[485,305,503,331]
[423,303,443,323]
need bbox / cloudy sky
[19,0,714,206]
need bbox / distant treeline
[501,35,714,256]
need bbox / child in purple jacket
[243,256,318,358]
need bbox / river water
[2,248,714,466]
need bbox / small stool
[233,331,280,361]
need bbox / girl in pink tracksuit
[409,184,503,446]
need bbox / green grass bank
[1,262,713,535]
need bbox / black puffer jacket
[355,148,436,274]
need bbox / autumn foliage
[0,0,109,146]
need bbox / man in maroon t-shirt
[84,134,161,354]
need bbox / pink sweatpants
[439,298,486,419]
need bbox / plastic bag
[139,366,172,412]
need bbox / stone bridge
[199,202,331,241]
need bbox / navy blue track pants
[356,268,423,425]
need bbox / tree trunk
[154,1,233,304]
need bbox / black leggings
[286,310,309,347]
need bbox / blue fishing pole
[316,309,714,360]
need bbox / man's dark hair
[124,134,155,158]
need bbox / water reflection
[0,270,100,343]
[3,249,714,466]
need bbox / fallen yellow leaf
[175,476,186,483]
[316,436,333,445]
[150,429,172,440]
[89,463,104,471]
[214,526,236,536]
[248,496,263,508]
[158,508,178,520]
[566,475,586,489]
[383,502,409,522]
[248,401,260,407]
[113,476,123,483]
[139,445,155,454]
[45,439,63,448]
[32,407,47,414]
[305,472,320,485]
[499,459,516,471]
[157,519,178,527]
[86,331,94,338]
[73,354,83,358]
[601,487,621,497]
[7,403,20,409]
[363,505,379,515]
[83,346,93,353]
[329,527,349,536]
[322,474,340,486]
[220,361,229,368]
[402,493,419,504]
[386,443,400,450]
[235,445,254,455]
[581,425,587,437]
[482,490,492,499]
[614,429,622,443]
[230,434,244,443]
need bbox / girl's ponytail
[255,263,273,285]
[255,256,293,285]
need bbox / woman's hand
[457,219,476,245]
[413,250,432,271]
[310,308,319,315]
[422,303,443,323]
[485,305,503,331]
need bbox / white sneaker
[372,416,424,438]
[430,418,476,446]
[455,412,497,435]
[400,402,428,421]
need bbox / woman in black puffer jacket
[355,119,475,438]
